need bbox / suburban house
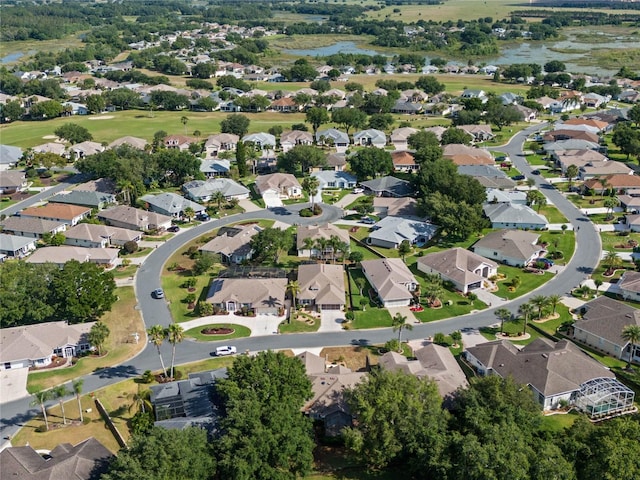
[373,197,419,218]
[583,174,640,195]
[0,321,95,370]
[443,144,494,166]
[255,173,302,202]
[0,170,28,194]
[280,130,313,152]
[0,145,23,171]
[199,224,261,264]
[0,438,112,480]
[139,192,205,219]
[391,151,419,172]
[200,159,231,178]
[360,176,413,197]
[270,97,300,113]
[0,216,67,238]
[316,128,350,152]
[64,223,141,248]
[460,89,487,103]
[361,258,418,308]
[32,142,67,157]
[543,139,601,155]
[69,141,104,158]
[206,276,287,315]
[297,263,346,311]
[571,295,640,364]
[150,368,227,431]
[164,135,196,151]
[19,204,91,226]
[544,129,600,144]
[472,229,544,267]
[458,165,516,190]
[48,190,116,210]
[579,161,634,180]
[325,152,347,172]
[459,124,495,142]
[465,338,635,417]
[353,129,387,148]
[553,149,609,174]
[298,351,365,436]
[182,178,250,202]
[483,203,549,230]
[98,206,172,232]
[242,132,276,150]
[311,170,357,190]
[0,233,37,259]
[204,133,239,157]
[297,223,350,258]
[390,127,418,150]
[378,344,468,401]
[619,271,640,303]
[367,216,438,249]
[417,248,498,294]
[564,117,610,133]
[485,189,528,205]
[108,135,148,150]
[26,246,120,268]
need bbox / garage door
[263,192,283,208]
[321,304,341,310]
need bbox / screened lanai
[574,377,635,419]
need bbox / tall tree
[548,294,561,315]
[392,312,413,352]
[530,295,550,320]
[88,321,110,356]
[235,140,248,177]
[216,351,314,480]
[494,307,512,334]
[331,108,367,134]
[301,175,320,210]
[147,324,168,379]
[166,323,184,380]
[53,385,70,425]
[221,113,250,137]
[31,389,53,431]
[72,379,84,423]
[518,302,535,335]
[286,280,300,312]
[54,123,93,144]
[349,147,393,181]
[305,107,329,136]
[566,164,579,188]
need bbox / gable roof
[199,223,260,258]
[20,204,91,221]
[391,150,417,167]
[64,223,140,244]
[0,233,35,252]
[584,174,640,190]
[281,130,313,144]
[0,216,65,235]
[200,159,231,175]
[361,258,417,302]
[0,145,23,165]
[206,277,286,308]
[417,247,497,287]
[466,338,615,396]
[49,190,115,208]
[255,172,301,193]
[368,216,438,245]
[472,229,541,262]
[297,263,345,306]
[574,295,640,347]
[483,203,548,226]
[360,176,413,197]
[353,129,386,144]
[0,437,112,480]
[108,136,148,150]
[139,193,204,215]
[296,223,350,249]
[26,246,120,265]
[443,144,494,166]
[316,128,349,144]
[373,197,418,218]
[183,178,248,199]
[98,205,171,229]
[1,170,26,188]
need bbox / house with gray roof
[108,136,148,150]
[391,100,422,114]
[353,129,387,148]
[316,128,350,152]
[367,216,438,249]
[139,192,205,219]
[0,170,28,194]
[361,258,418,307]
[64,223,141,248]
[150,368,227,431]
[204,133,239,157]
[297,223,350,258]
[183,178,249,202]
[360,176,413,197]
[242,132,276,149]
[390,127,418,150]
[311,170,356,190]
[200,159,231,178]
[0,216,67,238]
[199,223,260,264]
[26,246,120,268]
[0,437,112,480]
[98,206,172,231]
[281,130,313,153]
[572,295,640,364]
[0,145,22,171]
[325,152,347,171]
[373,197,419,218]
[417,248,497,294]
[485,189,527,205]
[543,139,601,154]
[297,263,345,311]
[0,320,95,370]
[465,338,634,416]
[49,190,116,210]
[0,233,37,258]
[472,229,543,267]
[379,344,468,401]
[458,164,516,190]
[483,203,548,230]
[69,141,104,158]
[617,270,640,302]
[206,276,287,315]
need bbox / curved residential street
[0,124,603,441]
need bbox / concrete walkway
[334,192,363,209]
[473,288,509,307]
[388,306,420,324]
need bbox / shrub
[433,332,447,345]
[122,240,138,254]
[35,425,48,433]
[312,204,323,215]
[140,370,154,384]
[299,208,313,217]
[345,311,355,321]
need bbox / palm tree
[147,324,168,379]
[518,302,535,335]
[328,235,342,263]
[167,323,184,380]
[315,237,328,261]
[53,385,70,425]
[494,307,512,335]
[31,389,52,431]
[183,206,195,222]
[548,294,561,316]
[286,280,300,312]
[180,115,189,134]
[88,321,110,356]
[604,250,623,275]
[621,324,640,367]
[598,175,610,200]
[128,385,151,414]
[72,379,84,423]
[302,176,320,211]
[530,295,550,320]
[303,237,315,258]
[392,312,413,352]
[594,279,603,296]
[566,164,579,188]
[212,190,226,210]
[603,197,620,221]
[424,283,445,307]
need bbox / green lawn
[280,312,321,333]
[111,264,139,279]
[566,194,607,210]
[321,189,351,205]
[540,411,581,433]
[479,321,542,346]
[537,205,568,224]
[412,294,486,322]
[494,265,552,300]
[532,304,573,336]
[600,231,640,252]
[184,323,251,341]
[352,308,393,329]
[539,230,575,263]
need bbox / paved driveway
[319,311,346,332]
[0,368,29,404]
[263,192,283,208]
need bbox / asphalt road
[0,128,601,440]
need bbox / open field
[0,34,86,61]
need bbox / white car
[215,345,237,356]
[352,187,364,194]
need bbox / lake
[283,41,383,58]
[1,52,26,64]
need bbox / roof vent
[499,363,504,367]
[541,354,548,358]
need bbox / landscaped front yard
[494,265,552,301]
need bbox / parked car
[353,187,364,194]
[536,257,554,267]
[512,175,525,181]
[196,213,210,221]
[152,288,165,299]
[531,169,541,175]
[167,225,180,233]
[215,345,237,356]
[361,216,376,225]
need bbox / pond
[1,51,26,64]
[282,41,384,58]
